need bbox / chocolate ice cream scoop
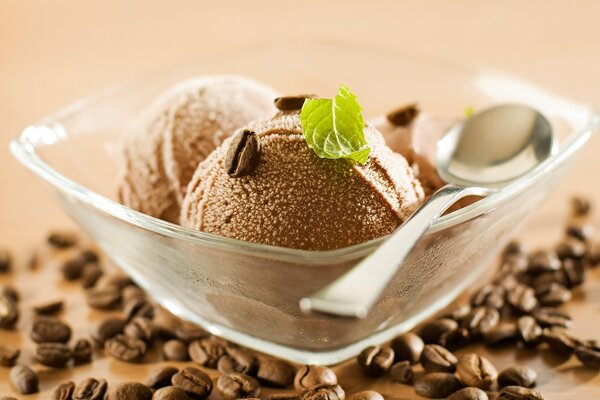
[180,112,424,251]
[117,75,278,222]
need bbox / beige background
[1,1,599,398]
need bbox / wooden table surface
[1,1,599,398]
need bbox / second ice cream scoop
[117,75,278,223]
[302,104,555,318]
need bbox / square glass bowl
[11,40,599,364]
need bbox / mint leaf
[300,85,370,164]
[463,105,475,118]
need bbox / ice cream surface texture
[180,112,425,251]
[117,75,278,222]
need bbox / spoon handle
[300,184,490,318]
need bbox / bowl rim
[9,41,600,264]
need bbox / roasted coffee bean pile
[0,197,599,399]
[351,196,600,399]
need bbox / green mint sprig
[300,85,370,164]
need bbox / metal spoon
[300,104,555,318]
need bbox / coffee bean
[61,252,89,280]
[385,103,420,126]
[495,272,521,291]
[218,346,258,375]
[535,282,571,306]
[153,311,179,340]
[82,264,104,289]
[274,95,316,111]
[439,327,471,350]
[572,195,591,216]
[456,353,497,389]
[0,343,19,366]
[1,285,19,302]
[147,366,180,389]
[188,337,226,367]
[555,238,586,260]
[541,328,577,355]
[532,307,571,328]
[48,230,78,248]
[586,242,600,267]
[9,365,39,394]
[444,304,472,321]
[483,322,518,346]
[256,357,296,387]
[575,344,600,369]
[294,365,337,391]
[356,345,395,377]
[529,271,561,289]
[106,382,152,400]
[94,317,126,346]
[153,386,190,400]
[420,344,457,373]
[390,360,413,384]
[471,284,505,309]
[508,285,538,314]
[0,293,19,329]
[419,318,458,344]
[73,377,108,400]
[174,322,209,343]
[497,386,546,399]
[163,339,190,361]
[36,342,72,368]
[100,273,133,290]
[125,316,154,343]
[566,222,594,242]
[300,384,345,400]
[391,332,424,364]
[528,251,561,274]
[503,241,528,259]
[105,334,147,362]
[122,285,145,303]
[31,316,72,343]
[498,366,537,388]
[561,259,585,288]
[27,249,40,270]
[171,366,213,399]
[347,390,383,400]
[0,248,12,273]
[33,299,64,315]
[80,248,98,263]
[499,254,529,277]
[72,338,93,364]
[225,130,261,177]
[80,248,100,263]
[124,298,154,322]
[517,316,542,346]
[52,381,75,400]
[87,286,122,310]
[447,387,488,400]
[461,307,499,336]
[217,372,261,400]
[414,372,462,399]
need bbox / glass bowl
[10,40,599,364]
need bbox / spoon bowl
[437,104,556,187]
[302,104,556,318]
